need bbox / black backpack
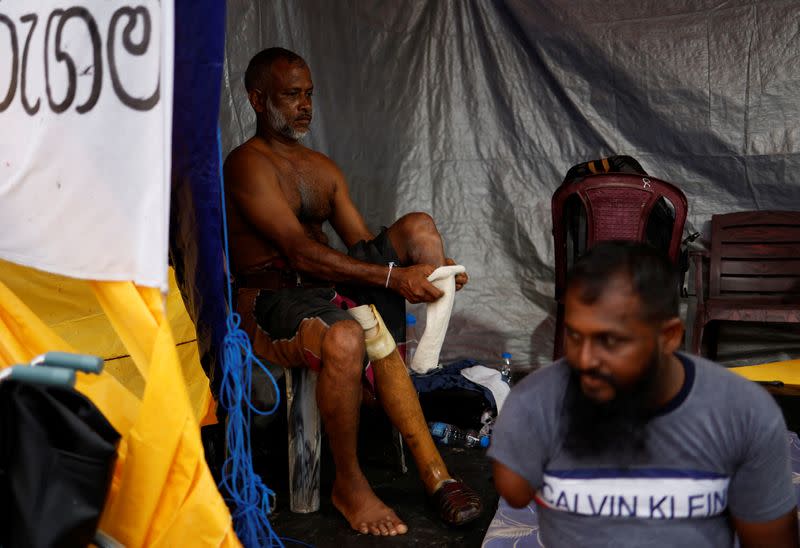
[560,155,691,294]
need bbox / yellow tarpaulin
[731,359,800,388]
[0,260,239,546]
[0,259,213,421]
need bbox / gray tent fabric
[219,0,800,368]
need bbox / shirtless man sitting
[224,47,482,536]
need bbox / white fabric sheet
[460,365,511,412]
[410,265,466,374]
[0,1,173,289]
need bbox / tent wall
[219,0,800,366]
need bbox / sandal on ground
[430,479,482,526]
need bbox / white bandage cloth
[409,265,466,374]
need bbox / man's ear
[659,317,684,354]
[248,89,265,113]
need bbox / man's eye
[601,335,619,348]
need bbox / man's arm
[225,149,443,303]
[328,162,469,291]
[487,373,553,510]
[726,386,799,548]
[493,461,536,508]
[327,164,374,248]
[732,511,799,548]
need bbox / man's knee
[396,212,439,237]
[393,213,444,253]
[389,212,445,264]
[321,320,365,377]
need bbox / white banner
[0,1,173,289]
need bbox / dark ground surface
[248,392,499,548]
[204,383,498,548]
[269,441,495,547]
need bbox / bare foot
[332,477,409,536]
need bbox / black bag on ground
[0,381,120,548]
[412,360,497,431]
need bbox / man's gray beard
[266,98,309,141]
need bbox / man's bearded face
[266,96,309,141]
[561,277,669,459]
[562,346,661,458]
[258,58,313,141]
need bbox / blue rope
[281,537,316,548]
[216,127,285,547]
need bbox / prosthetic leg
[349,304,482,526]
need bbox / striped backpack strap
[562,155,647,185]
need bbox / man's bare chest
[274,161,334,223]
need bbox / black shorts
[251,228,405,369]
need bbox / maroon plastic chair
[551,173,688,359]
[691,211,800,359]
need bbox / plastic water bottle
[479,410,495,439]
[428,421,490,449]
[500,352,513,384]
[405,313,418,364]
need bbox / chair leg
[691,320,704,356]
[706,321,720,361]
[286,368,321,513]
[553,302,565,361]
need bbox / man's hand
[389,264,445,303]
[445,258,469,291]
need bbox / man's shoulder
[224,139,275,175]
[688,353,764,391]
[513,360,571,398]
[497,362,568,426]
[302,146,344,175]
[226,139,341,177]
[684,352,782,416]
